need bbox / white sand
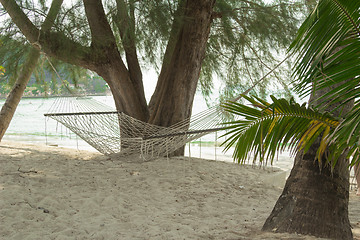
[1,141,359,240]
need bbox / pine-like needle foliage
[202,0,308,102]
[0,1,92,95]
[1,0,309,102]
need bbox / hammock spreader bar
[44,111,121,117]
[142,127,227,140]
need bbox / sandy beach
[1,141,359,240]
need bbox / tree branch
[0,0,39,45]
[41,0,63,31]
[83,0,118,50]
[148,0,186,113]
[115,0,143,91]
[0,0,96,70]
[39,31,94,69]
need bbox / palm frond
[221,95,340,165]
[290,0,360,164]
[291,0,360,109]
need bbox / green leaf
[221,95,339,165]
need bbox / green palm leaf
[221,1,360,168]
[221,95,339,166]
[290,0,360,165]
[291,0,360,102]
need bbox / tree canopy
[0,0,312,158]
[0,0,309,102]
[0,3,94,96]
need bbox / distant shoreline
[0,93,111,100]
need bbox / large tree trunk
[262,85,354,239]
[0,48,40,140]
[96,61,149,122]
[83,0,216,155]
[92,0,215,154]
[1,0,215,156]
[148,0,215,155]
[82,0,150,122]
[148,0,215,127]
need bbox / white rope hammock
[44,55,290,159]
[44,96,226,158]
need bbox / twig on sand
[17,167,38,174]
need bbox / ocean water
[1,94,232,160]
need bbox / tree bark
[262,146,352,239]
[1,0,215,155]
[83,0,149,122]
[0,0,63,141]
[96,62,148,122]
[0,49,40,140]
[147,0,215,155]
[262,85,354,239]
[148,0,215,128]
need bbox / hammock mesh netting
[45,97,226,158]
[43,52,290,159]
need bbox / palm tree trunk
[0,48,40,141]
[262,146,352,239]
[262,86,354,239]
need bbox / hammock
[44,56,289,158]
[44,96,226,158]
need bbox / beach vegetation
[222,0,359,239]
[0,65,4,76]
[0,37,105,97]
[0,0,63,141]
[0,0,309,154]
[222,95,340,165]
